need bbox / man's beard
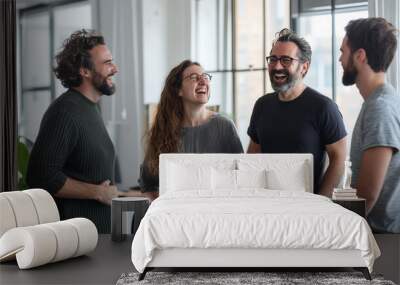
[342,58,358,86]
[269,67,301,93]
[92,70,116,96]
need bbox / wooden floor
[373,234,400,284]
[0,235,134,285]
[1,234,398,284]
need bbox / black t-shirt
[247,87,347,193]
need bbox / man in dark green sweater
[27,30,119,233]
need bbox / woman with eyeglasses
[139,60,243,201]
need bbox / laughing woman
[139,60,243,201]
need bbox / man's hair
[273,28,312,64]
[54,29,105,88]
[345,17,398,72]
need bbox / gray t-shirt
[139,114,244,192]
[350,83,400,233]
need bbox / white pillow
[237,158,309,192]
[266,167,307,191]
[212,169,237,190]
[167,162,212,191]
[236,169,267,188]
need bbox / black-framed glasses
[183,73,212,82]
[266,56,300,67]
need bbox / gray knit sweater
[139,114,244,192]
[27,89,115,233]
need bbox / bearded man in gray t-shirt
[339,18,400,233]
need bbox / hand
[96,180,118,205]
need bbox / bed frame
[138,154,372,281]
[139,248,371,280]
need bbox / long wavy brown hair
[145,60,200,175]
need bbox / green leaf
[17,139,30,190]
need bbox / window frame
[18,0,90,139]
[194,0,290,123]
[19,0,89,100]
[290,0,368,101]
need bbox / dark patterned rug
[116,271,395,285]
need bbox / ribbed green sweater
[27,89,115,233]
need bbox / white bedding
[131,190,380,273]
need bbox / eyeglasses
[183,73,212,82]
[266,56,300,67]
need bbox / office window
[53,3,92,97]
[335,10,367,140]
[21,91,52,141]
[19,1,91,142]
[193,0,233,116]
[235,0,264,70]
[298,13,333,98]
[21,12,51,90]
[193,0,290,146]
[292,0,368,149]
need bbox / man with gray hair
[247,29,347,196]
[340,17,399,233]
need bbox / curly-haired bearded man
[27,30,118,233]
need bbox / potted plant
[17,137,30,190]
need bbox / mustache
[270,69,289,77]
[106,72,116,78]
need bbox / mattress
[131,190,380,273]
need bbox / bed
[131,154,380,280]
